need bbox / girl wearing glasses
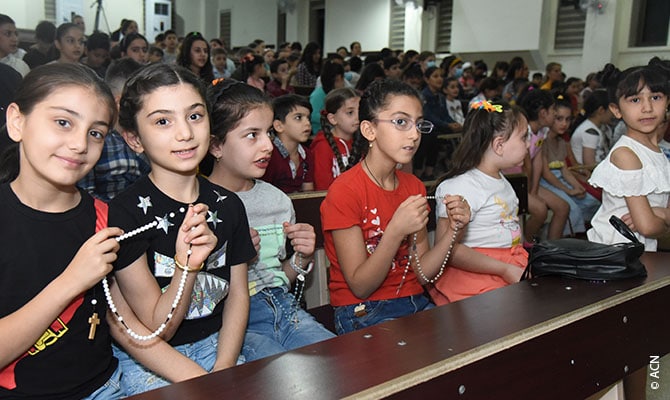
[320,80,470,334]
[429,101,529,305]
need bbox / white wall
[451,0,543,53]
[4,0,46,30]
[324,0,389,54]
[216,0,277,48]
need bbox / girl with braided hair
[310,87,360,190]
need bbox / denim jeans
[540,170,601,235]
[82,364,124,400]
[334,294,434,335]
[241,286,336,362]
[113,332,243,396]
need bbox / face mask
[454,67,464,78]
[344,71,353,81]
[426,61,437,68]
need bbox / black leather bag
[521,216,646,280]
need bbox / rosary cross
[88,312,100,340]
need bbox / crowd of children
[2,10,670,399]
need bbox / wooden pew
[128,252,670,400]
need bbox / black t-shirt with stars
[109,175,255,346]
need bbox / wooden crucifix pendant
[88,312,100,340]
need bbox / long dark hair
[320,88,359,172]
[349,79,421,166]
[119,63,208,135]
[439,102,526,182]
[571,89,609,131]
[1,63,116,183]
[300,42,322,76]
[177,32,214,83]
[599,63,670,106]
[518,86,554,122]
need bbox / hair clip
[212,77,225,86]
[470,100,503,113]
[320,109,328,117]
[557,94,564,100]
[528,86,535,91]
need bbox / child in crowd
[588,63,670,400]
[310,61,345,133]
[162,29,178,64]
[540,62,562,90]
[108,63,250,395]
[0,63,123,399]
[263,94,314,192]
[570,90,614,168]
[266,59,296,98]
[443,76,465,125]
[416,66,458,180]
[211,47,230,79]
[511,87,569,243]
[119,32,149,65]
[430,101,528,303]
[147,46,164,63]
[589,64,670,251]
[207,80,335,361]
[82,31,111,77]
[238,54,266,92]
[564,77,583,116]
[540,95,600,236]
[177,32,214,83]
[78,57,151,201]
[310,87,359,190]
[54,23,85,64]
[383,57,402,80]
[321,79,470,334]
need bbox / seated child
[208,80,335,361]
[262,94,315,193]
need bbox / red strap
[94,198,108,232]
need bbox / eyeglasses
[374,118,434,134]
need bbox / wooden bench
[128,252,670,400]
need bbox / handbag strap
[608,215,640,244]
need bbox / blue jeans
[334,294,434,335]
[113,332,243,396]
[241,286,336,362]
[540,170,601,235]
[82,364,124,400]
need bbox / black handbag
[521,215,646,280]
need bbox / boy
[211,47,230,79]
[262,94,315,193]
[162,29,178,64]
[266,58,295,98]
[82,31,111,77]
[148,46,164,63]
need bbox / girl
[207,80,335,362]
[510,87,570,243]
[119,32,149,65]
[108,63,252,395]
[0,63,121,399]
[310,87,359,190]
[570,90,614,169]
[430,101,529,304]
[239,54,266,92]
[296,41,322,87]
[54,23,84,64]
[443,76,465,125]
[416,66,459,180]
[588,63,670,400]
[540,95,600,236]
[588,64,670,251]
[355,63,385,94]
[177,32,214,84]
[320,79,470,334]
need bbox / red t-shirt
[309,131,353,191]
[321,163,427,306]
[262,144,314,193]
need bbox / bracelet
[174,255,204,273]
[289,252,314,276]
